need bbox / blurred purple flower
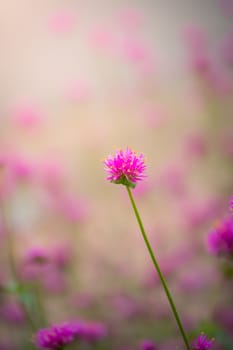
[213,306,233,333]
[182,197,220,231]
[157,164,186,196]
[37,159,66,194]
[57,194,87,223]
[207,217,233,256]
[42,266,67,293]
[191,333,214,350]
[79,321,107,342]
[104,147,146,187]
[8,153,34,183]
[183,25,212,75]
[110,293,139,318]
[140,339,157,350]
[184,133,207,159]
[51,244,72,269]
[0,299,25,324]
[34,323,75,349]
[24,247,50,265]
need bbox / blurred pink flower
[72,293,95,310]
[47,9,76,34]
[177,268,217,293]
[183,25,212,74]
[1,152,34,198]
[88,26,115,52]
[182,197,220,231]
[141,103,166,128]
[183,133,207,159]
[110,294,139,318]
[207,216,233,256]
[140,339,157,350]
[0,153,14,200]
[191,333,214,350]
[208,68,232,96]
[8,153,34,183]
[120,37,151,64]
[57,194,88,223]
[24,247,50,265]
[183,25,207,52]
[0,300,25,324]
[157,164,186,196]
[37,159,66,194]
[65,80,91,103]
[10,103,42,129]
[42,266,67,293]
[116,8,143,32]
[51,243,72,269]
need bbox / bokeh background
[0,1,233,349]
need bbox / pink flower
[104,147,146,187]
[140,339,157,350]
[10,103,42,128]
[120,38,151,64]
[0,300,25,324]
[47,9,76,34]
[88,26,115,52]
[116,8,143,32]
[65,80,91,103]
[182,25,212,74]
[191,333,214,350]
[207,217,233,256]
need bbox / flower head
[191,333,214,350]
[103,147,146,188]
[140,339,157,350]
[34,323,75,349]
[207,217,233,256]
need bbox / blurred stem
[126,186,191,350]
[34,281,47,327]
[1,204,18,282]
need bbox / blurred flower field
[0,1,233,349]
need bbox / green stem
[126,186,191,350]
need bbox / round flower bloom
[191,333,214,350]
[34,323,75,349]
[103,147,146,188]
[140,339,157,350]
[207,217,233,256]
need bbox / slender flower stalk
[126,186,191,350]
[103,148,191,350]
